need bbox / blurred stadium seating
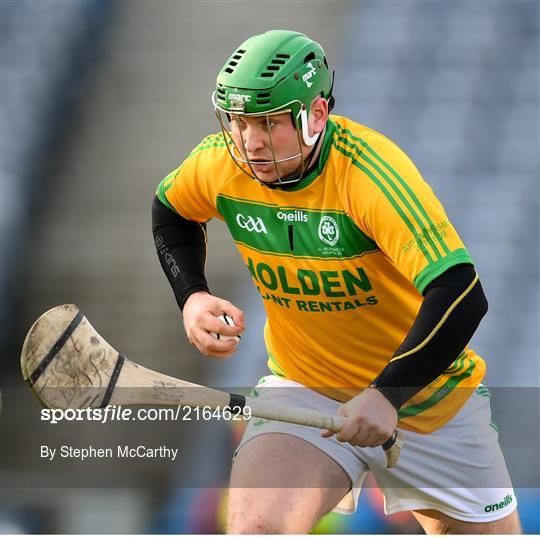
[1,0,112,344]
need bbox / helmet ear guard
[297,104,321,147]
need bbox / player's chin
[253,166,294,184]
[253,170,280,183]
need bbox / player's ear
[309,96,328,134]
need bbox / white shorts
[237,375,517,523]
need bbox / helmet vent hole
[303,52,316,63]
[260,54,291,77]
[224,67,234,74]
[229,61,238,67]
[237,49,246,54]
[256,91,271,104]
[232,54,242,60]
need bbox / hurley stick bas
[21,304,402,468]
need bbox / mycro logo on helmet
[277,210,308,223]
[229,93,251,102]
[236,213,267,234]
[302,62,317,88]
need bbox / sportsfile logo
[277,210,308,223]
[236,213,268,234]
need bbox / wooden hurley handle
[245,396,402,468]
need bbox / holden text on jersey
[246,257,378,312]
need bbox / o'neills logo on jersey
[318,215,339,246]
[277,210,308,223]
[236,213,267,234]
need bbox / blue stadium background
[1,1,538,533]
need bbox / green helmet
[213,30,333,128]
[212,30,334,187]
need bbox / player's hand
[321,388,397,447]
[182,291,245,358]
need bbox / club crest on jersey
[318,215,339,246]
[236,213,268,234]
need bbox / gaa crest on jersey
[236,213,268,234]
[318,215,339,246]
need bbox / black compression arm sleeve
[371,264,488,410]
[152,196,210,310]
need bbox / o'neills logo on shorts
[484,494,513,512]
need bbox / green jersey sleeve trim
[156,172,180,215]
[267,352,286,377]
[397,353,475,420]
[414,248,474,294]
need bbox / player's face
[229,113,309,183]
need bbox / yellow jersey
[157,115,485,433]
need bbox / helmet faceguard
[212,30,334,187]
